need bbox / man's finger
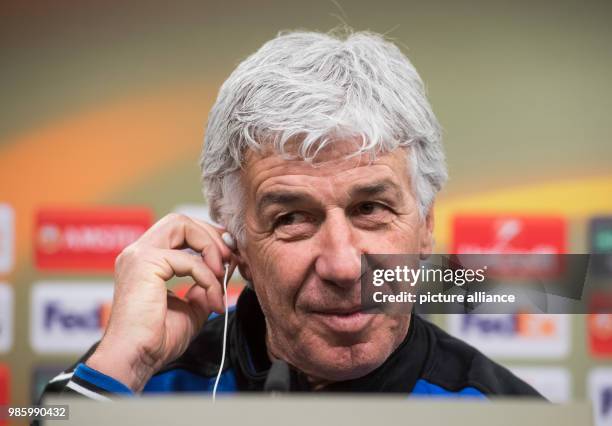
[184,284,214,324]
[156,249,225,312]
[138,213,229,278]
[190,218,234,256]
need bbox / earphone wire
[212,262,230,401]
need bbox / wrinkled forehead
[240,140,412,199]
[242,137,409,172]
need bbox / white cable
[212,262,230,401]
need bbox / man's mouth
[310,306,374,334]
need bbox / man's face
[238,140,434,382]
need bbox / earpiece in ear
[221,232,237,250]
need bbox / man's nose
[314,209,362,288]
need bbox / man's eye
[274,212,309,228]
[355,202,386,216]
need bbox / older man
[42,30,540,398]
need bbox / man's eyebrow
[256,191,312,214]
[349,180,403,200]
[256,180,404,213]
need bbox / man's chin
[273,315,409,384]
[296,339,389,383]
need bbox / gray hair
[200,30,447,243]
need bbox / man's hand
[86,213,234,392]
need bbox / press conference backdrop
[0,0,611,425]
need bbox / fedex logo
[447,314,569,358]
[603,388,612,419]
[589,369,612,426]
[461,314,557,337]
[30,282,113,354]
[35,207,153,271]
[44,302,103,331]
[0,284,14,353]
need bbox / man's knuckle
[120,244,138,260]
[115,248,130,268]
[119,243,158,267]
[165,212,189,225]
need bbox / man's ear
[419,203,435,260]
[238,263,253,282]
[236,246,253,282]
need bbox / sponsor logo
[0,284,13,353]
[509,367,571,403]
[451,215,566,254]
[451,215,566,277]
[30,282,113,353]
[0,204,14,275]
[588,369,612,426]
[0,363,9,406]
[447,313,570,358]
[589,313,612,358]
[603,388,612,420]
[35,207,153,271]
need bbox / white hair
[200,30,447,243]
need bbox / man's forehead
[242,140,410,176]
[241,142,412,208]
